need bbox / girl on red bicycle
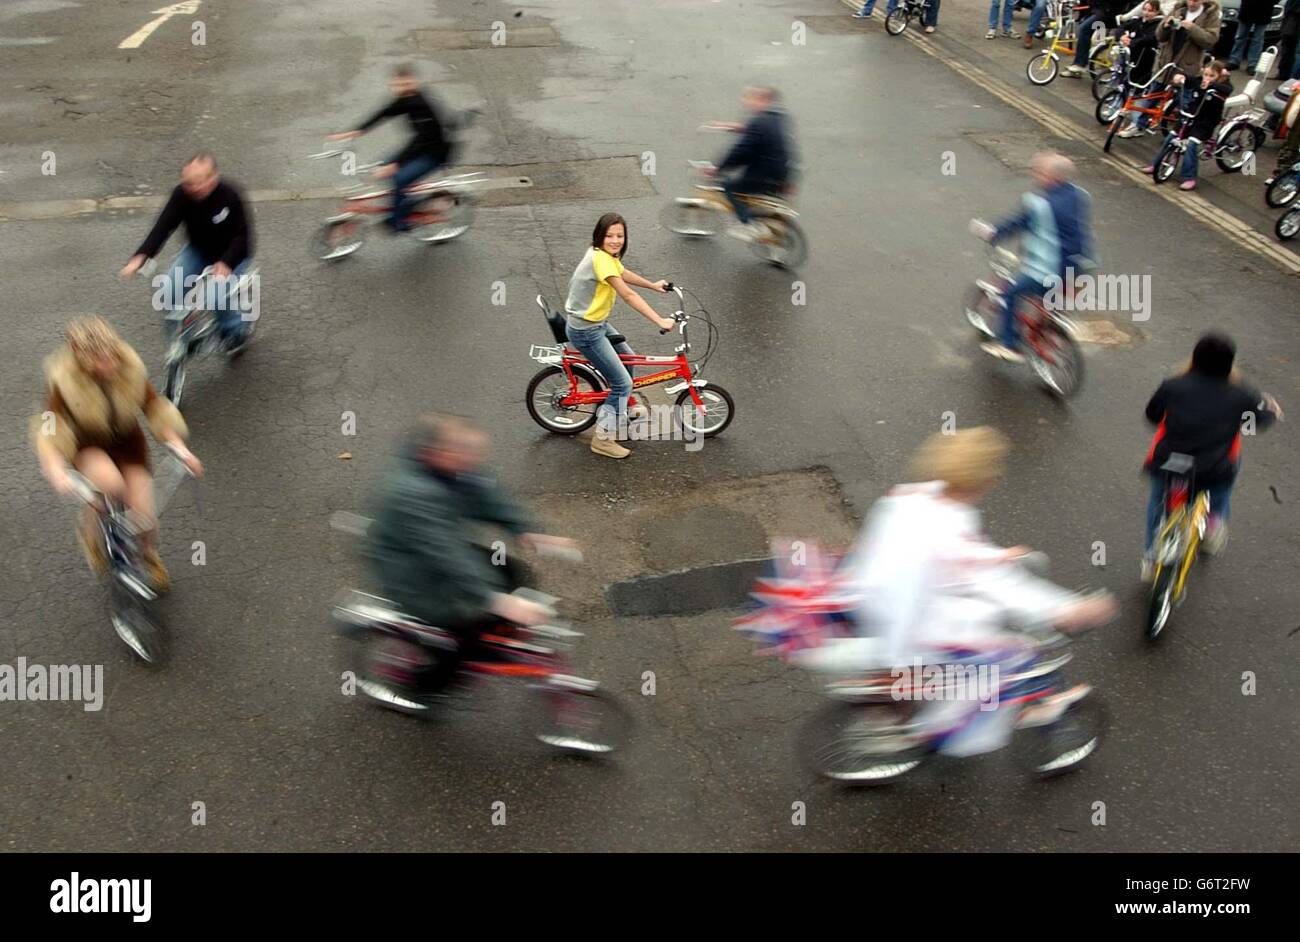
[564,213,675,459]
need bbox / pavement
[0,0,1296,851]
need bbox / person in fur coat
[31,316,202,591]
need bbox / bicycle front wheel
[531,684,632,755]
[1027,52,1059,85]
[1146,561,1176,639]
[675,384,734,438]
[164,357,187,407]
[1095,89,1124,125]
[111,580,165,664]
[1153,141,1180,184]
[1102,115,1125,153]
[660,198,719,237]
[963,285,999,339]
[885,8,910,34]
[1213,124,1260,173]
[312,217,364,261]
[1276,207,1300,241]
[410,192,475,243]
[1265,171,1300,209]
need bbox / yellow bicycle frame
[1151,491,1211,602]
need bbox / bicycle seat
[1159,453,1195,475]
[536,295,569,344]
[1264,80,1298,115]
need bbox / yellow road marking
[118,1,202,51]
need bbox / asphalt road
[1,0,1296,851]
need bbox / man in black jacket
[707,86,794,242]
[119,153,256,351]
[1068,0,1132,77]
[1141,332,1283,577]
[329,63,450,232]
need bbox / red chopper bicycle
[525,284,735,439]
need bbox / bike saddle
[1159,453,1195,475]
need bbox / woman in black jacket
[1141,332,1283,577]
[1119,1,1165,84]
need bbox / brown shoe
[1023,35,1033,48]
[590,430,630,459]
[142,548,170,594]
[78,510,108,577]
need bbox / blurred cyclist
[704,85,795,242]
[1141,332,1282,579]
[119,153,256,354]
[328,63,450,232]
[840,427,1116,754]
[32,316,202,591]
[971,152,1094,363]
[365,414,578,697]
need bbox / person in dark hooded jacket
[1141,333,1283,577]
[1140,60,1233,189]
[365,414,578,694]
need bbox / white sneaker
[986,28,997,39]
[1117,125,1144,139]
[1140,555,1154,583]
[1202,521,1228,556]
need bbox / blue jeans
[923,0,940,27]
[723,177,779,224]
[1072,15,1105,67]
[1144,469,1236,553]
[860,0,901,15]
[1027,0,1048,35]
[1230,22,1267,69]
[387,152,441,229]
[161,244,253,341]
[988,0,1015,30]
[565,320,634,434]
[1000,271,1049,348]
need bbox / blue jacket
[718,108,793,187]
[994,181,1094,283]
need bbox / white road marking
[118,0,201,50]
[835,0,1300,274]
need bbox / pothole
[1073,316,1146,347]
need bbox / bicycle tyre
[409,192,475,243]
[1103,115,1123,153]
[674,384,734,438]
[1153,140,1179,184]
[1028,318,1084,399]
[748,215,807,269]
[1146,560,1176,639]
[1265,171,1300,209]
[798,700,928,785]
[1213,124,1261,174]
[164,357,187,407]
[1276,207,1300,241]
[530,684,633,755]
[1027,52,1059,85]
[1095,89,1124,125]
[525,364,604,434]
[885,8,909,34]
[660,197,720,237]
[312,218,364,261]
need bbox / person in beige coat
[32,316,202,590]
[1154,0,1221,73]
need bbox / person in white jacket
[838,427,1115,755]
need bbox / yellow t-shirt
[564,248,625,325]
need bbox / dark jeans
[417,549,529,693]
[388,152,441,229]
[1000,271,1050,348]
[1072,15,1106,67]
[1144,468,1237,553]
[723,177,779,223]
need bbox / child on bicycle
[1141,332,1282,580]
[1139,60,1232,190]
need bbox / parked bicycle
[1145,453,1210,639]
[1099,62,1179,150]
[661,156,807,269]
[64,442,199,664]
[158,265,260,406]
[1151,80,1255,182]
[884,0,936,36]
[1266,159,1300,209]
[525,284,735,438]
[962,234,1086,399]
[1275,202,1300,240]
[1027,3,1118,86]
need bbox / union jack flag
[733,540,860,659]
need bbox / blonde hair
[65,316,125,365]
[911,426,1010,493]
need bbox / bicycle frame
[1152,476,1211,601]
[1116,64,1179,126]
[531,342,709,412]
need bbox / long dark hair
[591,213,628,258]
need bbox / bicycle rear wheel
[1027,52,1059,85]
[798,701,928,784]
[749,216,807,269]
[525,365,603,434]
[111,580,165,664]
[660,198,720,237]
[963,285,1000,338]
[1027,317,1084,398]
